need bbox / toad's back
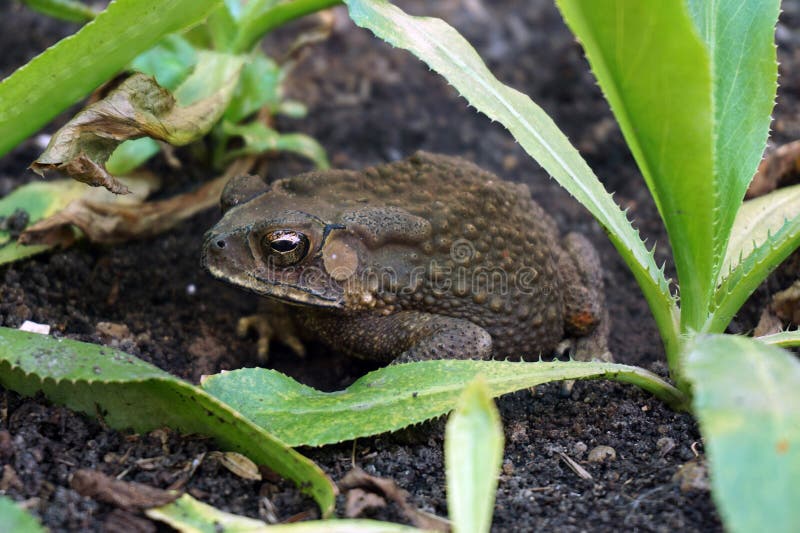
[276,152,568,357]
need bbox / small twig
[558,452,593,481]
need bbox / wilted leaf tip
[31,152,132,195]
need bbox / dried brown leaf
[70,469,178,510]
[32,52,243,193]
[344,487,386,518]
[339,467,450,532]
[559,452,593,480]
[20,174,226,246]
[208,451,262,481]
[747,140,800,198]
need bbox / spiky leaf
[446,379,503,533]
[0,328,335,516]
[556,0,779,332]
[722,183,800,276]
[202,360,686,447]
[709,214,800,333]
[687,0,781,291]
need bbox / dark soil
[2,0,798,531]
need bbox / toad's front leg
[557,232,612,363]
[238,300,306,361]
[296,310,493,364]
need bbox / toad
[202,152,610,364]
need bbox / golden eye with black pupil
[262,230,309,266]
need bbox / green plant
[339,0,799,530]
[0,329,510,530]
[1,1,798,532]
[147,378,503,533]
[3,0,332,165]
[0,328,336,515]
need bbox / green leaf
[20,0,97,23]
[556,0,779,331]
[685,335,800,533]
[446,379,502,533]
[147,493,424,532]
[221,121,329,168]
[130,34,198,91]
[202,360,686,447]
[173,51,245,108]
[687,0,781,290]
[555,0,712,330]
[708,183,800,330]
[756,330,800,348]
[207,3,239,51]
[223,0,246,20]
[0,180,86,264]
[708,214,800,333]
[0,0,222,158]
[147,493,271,532]
[234,0,342,53]
[342,0,679,365]
[105,138,162,176]
[722,184,800,276]
[0,496,45,533]
[0,327,335,516]
[224,53,283,123]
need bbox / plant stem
[234,0,343,53]
[653,303,685,389]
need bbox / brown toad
[202,152,609,363]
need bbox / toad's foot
[558,232,613,363]
[571,308,612,363]
[556,312,613,397]
[237,313,305,361]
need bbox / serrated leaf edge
[708,214,800,332]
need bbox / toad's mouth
[244,271,343,308]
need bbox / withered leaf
[32,52,244,193]
[0,172,158,265]
[208,451,262,481]
[345,487,386,518]
[20,173,226,246]
[339,467,450,532]
[70,469,178,510]
[747,140,800,199]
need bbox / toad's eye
[262,230,309,266]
